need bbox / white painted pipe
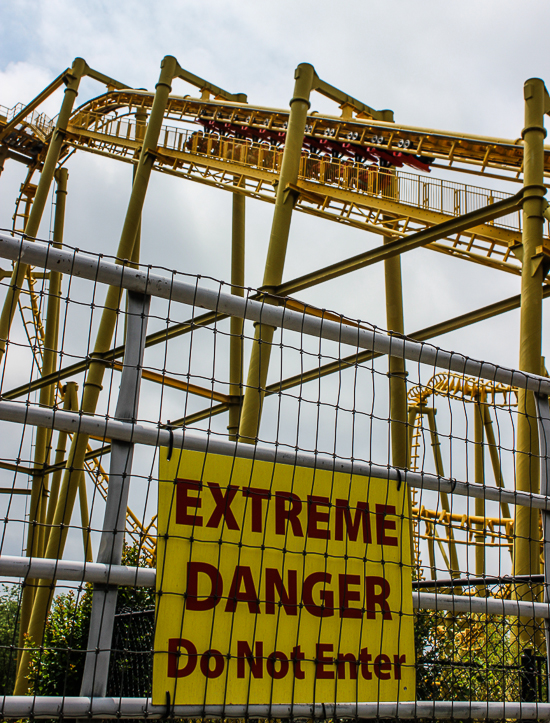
[0,697,549,719]
[413,591,550,618]
[0,554,155,587]
[2,555,548,618]
[0,232,549,396]
[0,400,548,510]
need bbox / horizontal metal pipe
[0,233,549,395]
[0,403,547,514]
[0,697,550,719]
[3,554,548,619]
[414,592,550,618]
[5,276,549,405]
[4,555,548,634]
[0,554,155,586]
[413,573,544,589]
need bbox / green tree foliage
[415,608,547,702]
[27,586,92,695]
[0,584,21,694]
[24,543,154,695]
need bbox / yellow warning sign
[153,449,415,705]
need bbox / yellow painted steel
[3,75,543,280]
[514,78,550,646]
[228,186,245,440]
[482,404,512,522]
[424,408,460,577]
[34,87,550,176]
[407,373,519,579]
[0,62,549,680]
[14,54,182,695]
[474,396,486,578]
[16,168,69,661]
[0,58,86,364]
[59,118,530,276]
[37,167,68,552]
[239,63,315,442]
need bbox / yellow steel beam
[112,361,232,403]
[239,62,316,442]
[67,90,550,177]
[175,66,246,103]
[311,74,393,122]
[276,191,524,296]
[60,123,529,277]
[0,70,70,142]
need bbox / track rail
[62,112,537,278]
[74,90,550,177]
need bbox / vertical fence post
[535,391,550,700]
[80,291,150,697]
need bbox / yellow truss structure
[408,373,521,580]
[0,60,548,580]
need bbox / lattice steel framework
[0,57,549,718]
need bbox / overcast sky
[0,0,548,571]
[1,0,548,369]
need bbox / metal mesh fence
[0,230,548,718]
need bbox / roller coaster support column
[43,382,77,539]
[123,107,147,335]
[37,168,68,556]
[425,408,460,576]
[239,63,315,441]
[14,55,180,696]
[16,167,69,666]
[383,185,423,582]
[514,78,550,648]
[383,227,408,470]
[132,106,148,265]
[383,223,418,571]
[0,58,86,363]
[474,396,486,579]
[228,185,245,441]
[482,405,512,522]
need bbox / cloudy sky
[1,0,549,370]
[0,1,548,571]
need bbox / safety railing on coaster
[69,111,528,235]
[0,102,55,138]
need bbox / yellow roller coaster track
[2,90,550,281]
[4,151,158,564]
[1,71,549,574]
[408,373,528,579]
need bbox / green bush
[24,542,154,695]
[0,584,21,694]
[27,585,92,695]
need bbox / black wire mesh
[0,232,547,717]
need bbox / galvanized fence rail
[0,231,548,718]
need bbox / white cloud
[0,0,547,571]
